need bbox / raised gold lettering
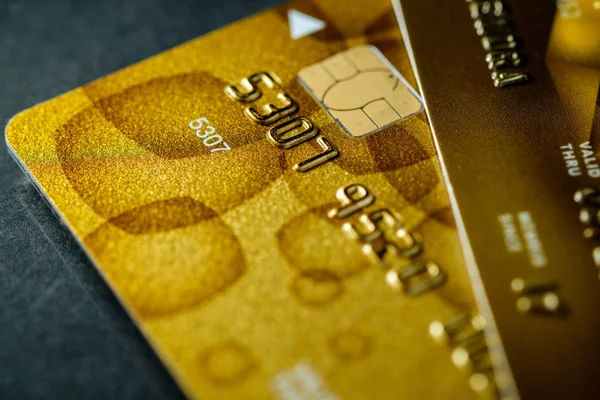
[328,184,375,220]
[491,71,529,88]
[511,278,564,316]
[246,92,298,125]
[486,51,522,70]
[293,137,339,173]
[225,71,280,103]
[267,116,318,149]
[386,260,446,296]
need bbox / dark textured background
[0,1,279,398]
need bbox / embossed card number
[225,71,339,172]
[329,184,446,296]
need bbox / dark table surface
[0,1,280,398]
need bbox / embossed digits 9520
[328,183,446,295]
[329,183,508,397]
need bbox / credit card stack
[4,0,599,398]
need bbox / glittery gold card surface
[396,0,600,398]
[6,1,479,398]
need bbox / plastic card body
[6,0,479,399]
[395,0,600,398]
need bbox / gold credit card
[6,0,483,398]
[395,0,600,398]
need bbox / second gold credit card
[395,0,600,398]
[6,0,482,398]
